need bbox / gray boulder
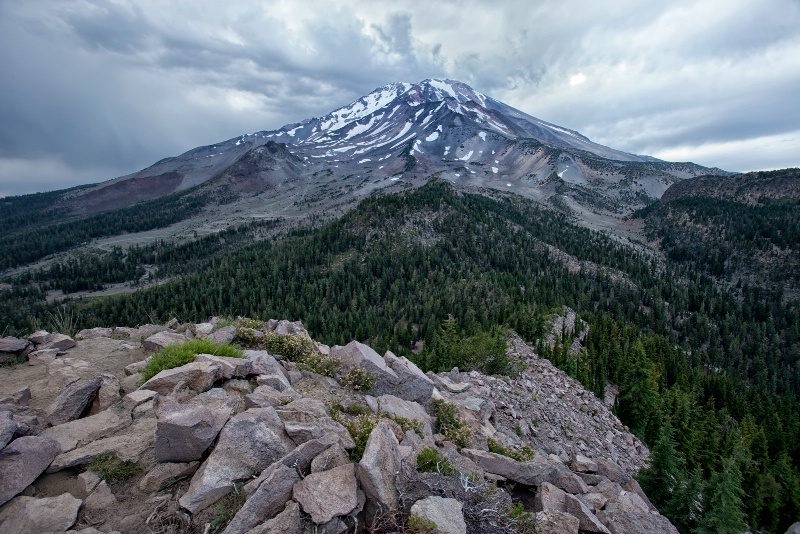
[222,464,299,534]
[0,493,82,534]
[75,327,113,340]
[571,453,598,473]
[40,333,77,351]
[461,449,588,493]
[365,394,433,437]
[196,354,252,379]
[410,496,467,534]
[0,436,61,506]
[143,331,186,352]
[384,351,435,403]
[245,350,289,378]
[139,461,199,492]
[534,481,567,513]
[533,510,580,534]
[243,437,336,497]
[0,412,17,449]
[41,405,132,453]
[596,510,679,534]
[293,463,359,524]
[245,501,303,534]
[245,384,297,409]
[179,407,295,514]
[88,373,121,415]
[154,394,235,462]
[358,421,402,523]
[207,325,236,345]
[311,443,351,473]
[138,361,222,395]
[46,376,103,426]
[0,337,32,363]
[565,494,611,533]
[330,341,398,392]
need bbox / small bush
[142,339,243,382]
[342,402,372,416]
[487,439,535,462]
[89,452,140,482]
[416,447,456,476]
[261,332,316,360]
[330,406,383,462]
[235,326,263,347]
[391,415,424,437]
[208,484,245,533]
[295,352,341,377]
[406,513,439,534]
[341,368,377,392]
[431,399,471,449]
[236,316,266,329]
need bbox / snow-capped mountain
[64,79,728,218]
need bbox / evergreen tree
[638,420,685,508]
[696,456,748,534]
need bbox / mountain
[639,168,800,297]
[58,79,727,222]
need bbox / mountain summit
[61,79,727,223]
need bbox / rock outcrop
[0,318,673,534]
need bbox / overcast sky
[1,0,799,197]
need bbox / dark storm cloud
[1,0,798,196]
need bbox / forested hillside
[2,179,799,531]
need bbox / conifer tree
[696,456,748,534]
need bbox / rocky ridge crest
[0,317,674,534]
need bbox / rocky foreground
[0,318,676,533]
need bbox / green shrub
[487,439,535,462]
[141,339,243,382]
[416,447,455,476]
[391,415,424,437]
[261,332,316,360]
[431,399,472,449]
[88,452,140,482]
[208,484,245,533]
[295,351,341,377]
[235,316,266,329]
[341,368,377,392]
[329,405,383,462]
[406,513,439,534]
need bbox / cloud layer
[1,0,798,196]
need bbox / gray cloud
[1,0,798,196]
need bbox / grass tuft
[88,452,140,482]
[142,339,243,382]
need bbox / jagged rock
[785,523,800,534]
[293,463,359,524]
[135,324,168,339]
[27,330,50,345]
[571,453,598,473]
[222,464,299,534]
[207,325,236,345]
[284,422,325,445]
[0,436,61,506]
[41,405,132,453]
[534,481,567,513]
[256,373,292,392]
[245,384,297,409]
[179,407,295,514]
[27,349,58,365]
[84,480,118,512]
[122,389,158,411]
[579,490,609,512]
[75,327,113,340]
[358,421,402,523]
[0,337,33,363]
[46,376,103,426]
[243,437,336,497]
[410,496,466,534]
[533,510,580,534]
[432,374,471,393]
[595,458,630,484]
[0,493,82,534]
[48,416,155,472]
[41,333,77,351]
[88,373,121,415]
[139,461,199,492]
[138,361,222,395]
[330,341,398,391]
[0,412,16,449]
[77,471,101,495]
[365,394,433,436]
[0,387,30,408]
[596,510,679,534]
[621,478,656,512]
[461,449,588,493]
[120,373,144,394]
[196,353,252,379]
[245,501,303,534]
[268,319,309,337]
[124,357,151,376]
[143,331,186,352]
[565,494,611,533]
[384,351,435,403]
[602,490,650,514]
[154,393,236,462]
[47,358,90,391]
[276,398,355,449]
[578,473,606,485]
[311,443,351,473]
[245,350,289,377]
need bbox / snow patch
[492,167,499,174]
[425,131,440,142]
[358,158,372,164]
[478,132,487,141]
[458,150,474,161]
[443,146,451,156]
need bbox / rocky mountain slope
[0,316,677,534]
